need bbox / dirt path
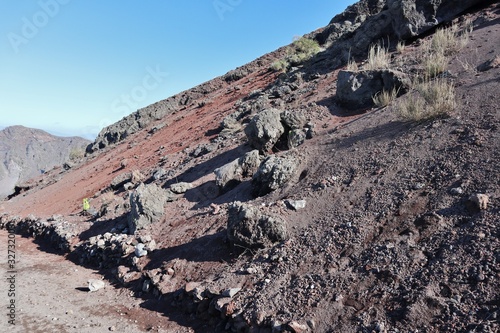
[0,230,191,333]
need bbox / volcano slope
[1,1,499,332]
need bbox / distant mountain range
[0,125,90,198]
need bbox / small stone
[246,267,257,274]
[167,267,175,276]
[170,182,193,194]
[134,243,148,257]
[468,193,489,210]
[412,183,425,190]
[288,321,309,332]
[88,279,105,292]
[450,187,463,195]
[284,199,307,211]
[185,282,201,293]
[222,288,241,298]
[96,239,106,248]
[109,326,116,331]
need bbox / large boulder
[244,108,285,153]
[227,202,288,249]
[214,150,262,192]
[128,183,173,234]
[336,69,409,109]
[252,154,298,197]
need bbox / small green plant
[372,88,398,107]
[397,78,456,121]
[292,36,321,58]
[364,44,390,70]
[69,147,85,161]
[269,37,321,72]
[270,59,289,72]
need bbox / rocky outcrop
[227,202,288,249]
[128,183,174,234]
[252,154,299,197]
[336,69,409,109]
[214,150,262,192]
[314,0,484,69]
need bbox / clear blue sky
[0,0,355,139]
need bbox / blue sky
[0,0,355,139]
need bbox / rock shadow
[78,213,128,241]
[144,231,232,270]
[184,180,254,210]
[163,144,251,187]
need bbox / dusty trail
[0,230,188,333]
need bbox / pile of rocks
[76,232,157,269]
[0,214,76,252]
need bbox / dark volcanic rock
[244,108,285,153]
[336,69,409,109]
[252,154,299,197]
[128,183,173,234]
[227,202,288,249]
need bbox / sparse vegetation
[269,37,321,72]
[397,78,456,121]
[69,147,85,161]
[396,40,406,53]
[420,21,473,78]
[270,59,289,72]
[422,51,449,78]
[364,44,390,70]
[372,88,398,107]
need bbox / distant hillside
[0,126,90,198]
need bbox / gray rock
[244,108,285,153]
[88,279,105,292]
[287,129,307,149]
[128,183,170,234]
[450,187,463,195]
[336,69,409,109]
[135,243,148,257]
[468,193,489,210]
[222,288,241,298]
[214,150,262,192]
[110,172,132,190]
[227,202,288,249]
[170,182,193,194]
[281,110,307,130]
[152,168,167,181]
[285,199,307,211]
[252,154,298,197]
[191,143,216,158]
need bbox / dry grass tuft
[364,44,390,70]
[397,78,456,121]
[372,88,398,108]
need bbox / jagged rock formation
[0,126,89,198]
